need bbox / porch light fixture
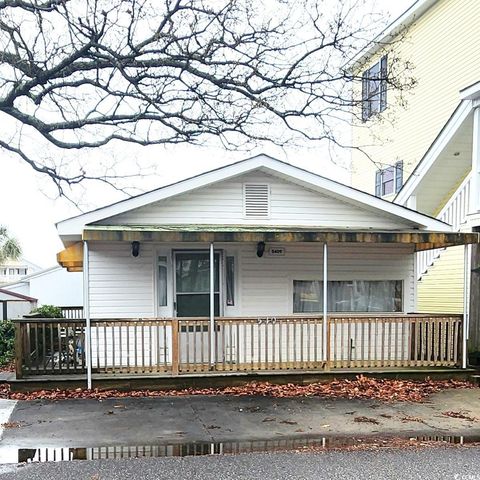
[256,241,266,258]
[131,241,140,257]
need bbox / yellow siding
[417,246,464,314]
[351,0,480,194]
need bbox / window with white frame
[375,161,403,197]
[362,55,387,121]
[293,280,402,313]
[226,256,235,306]
[157,256,167,307]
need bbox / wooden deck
[14,314,463,379]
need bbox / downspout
[210,242,216,368]
[463,243,471,369]
[83,240,92,389]
[323,243,328,361]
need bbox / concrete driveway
[0,388,479,451]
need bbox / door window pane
[176,294,220,317]
[175,251,221,317]
[176,253,219,293]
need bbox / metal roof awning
[81,225,480,251]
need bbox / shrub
[30,305,64,318]
[0,320,15,366]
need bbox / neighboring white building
[0,288,37,320]
[4,265,83,308]
[0,258,42,286]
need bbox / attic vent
[244,183,270,218]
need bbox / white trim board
[347,0,438,71]
[395,100,473,206]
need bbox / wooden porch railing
[60,306,84,320]
[13,314,463,379]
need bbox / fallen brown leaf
[442,411,477,422]
[1,421,21,428]
[0,376,473,403]
[354,416,380,425]
[400,415,426,424]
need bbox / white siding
[30,269,83,307]
[89,242,155,318]
[0,301,36,320]
[97,171,412,230]
[238,243,415,316]
[88,242,415,319]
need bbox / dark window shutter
[380,55,388,111]
[375,170,382,197]
[395,161,403,193]
[362,71,369,121]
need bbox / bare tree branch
[0,0,415,196]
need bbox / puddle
[1,435,479,464]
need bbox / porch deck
[14,314,463,380]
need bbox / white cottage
[14,155,478,383]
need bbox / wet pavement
[2,389,480,449]
[0,388,479,471]
[1,445,480,480]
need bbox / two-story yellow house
[349,0,480,359]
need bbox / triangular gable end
[57,154,450,240]
[95,169,415,231]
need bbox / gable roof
[348,0,438,71]
[395,83,479,213]
[57,154,450,242]
[0,288,37,302]
[1,265,65,290]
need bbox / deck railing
[60,306,84,320]
[14,314,463,379]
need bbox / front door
[174,251,221,317]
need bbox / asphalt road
[0,446,479,479]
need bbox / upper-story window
[375,161,403,197]
[362,55,388,121]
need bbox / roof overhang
[395,99,474,214]
[347,0,438,72]
[82,225,479,252]
[0,288,37,302]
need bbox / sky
[0,0,417,269]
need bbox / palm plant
[0,226,21,264]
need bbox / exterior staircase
[416,175,470,313]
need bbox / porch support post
[323,243,328,362]
[463,243,471,368]
[83,240,92,389]
[470,107,480,214]
[209,242,216,367]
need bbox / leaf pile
[0,375,473,402]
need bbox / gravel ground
[1,446,479,480]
